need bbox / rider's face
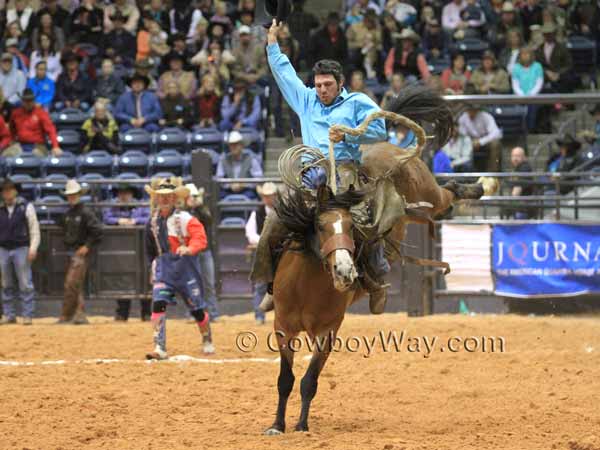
[314,74,342,106]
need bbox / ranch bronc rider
[144,176,215,360]
[250,17,392,314]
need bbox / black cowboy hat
[20,88,35,102]
[127,73,151,88]
[112,183,141,199]
[264,0,293,22]
[556,133,582,151]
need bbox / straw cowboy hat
[394,28,420,43]
[62,179,87,196]
[228,130,244,145]
[185,183,205,199]
[145,176,190,197]
[257,182,278,196]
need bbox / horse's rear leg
[295,332,334,432]
[265,331,297,435]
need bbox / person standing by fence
[56,180,103,325]
[0,178,40,325]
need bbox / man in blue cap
[250,18,390,314]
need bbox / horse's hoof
[264,427,284,436]
[294,424,309,433]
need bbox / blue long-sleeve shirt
[267,43,387,162]
[27,76,55,109]
[114,91,163,125]
[219,94,261,131]
[102,201,150,225]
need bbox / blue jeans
[252,282,267,321]
[198,250,220,320]
[0,246,35,319]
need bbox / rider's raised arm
[344,95,388,145]
[267,42,311,116]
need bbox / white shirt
[245,206,273,246]
[458,111,502,146]
[442,0,467,31]
[543,42,555,64]
[5,202,41,252]
[443,134,473,168]
[506,49,520,75]
[29,52,63,81]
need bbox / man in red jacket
[4,88,62,158]
[144,176,215,360]
[0,115,10,151]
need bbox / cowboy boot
[258,283,274,312]
[361,272,389,315]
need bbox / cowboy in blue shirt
[251,19,390,314]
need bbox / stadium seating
[117,150,149,176]
[10,174,37,200]
[57,129,82,154]
[489,105,528,141]
[120,128,152,153]
[51,108,88,131]
[219,216,247,226]
[44,151,78,177]
[155,127,188,151]
[5,154,43,177]
[190,127,224,152]
[79,172,108,199]
[450,38,489,61]
[78,150,114,177]
[40,173,68,197]
[37,195,67,224]
[220,193,255,221]
[151,149,184,176]
[566,36,597,88]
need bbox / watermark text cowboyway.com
[235,330,506,358]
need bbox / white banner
[441,224,493,292]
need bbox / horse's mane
[274,187,366,238]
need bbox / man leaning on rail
[250,15,392,315]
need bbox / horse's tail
[385,83,455,149]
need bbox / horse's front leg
[265,326,297,435]
[294,330,335,432]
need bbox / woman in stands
[28,33,62,81]
[470,50,510,94]
[440,53,471,94]
[511,47,544,131]
[196,73,222,128]
[31,12,65,53]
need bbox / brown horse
[265,185,367,435]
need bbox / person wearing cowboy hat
[0,178,40,325]
[184,183,220,322]
[4,88,62,158]
[144,176,215,359]
[245,182,278,324]
[114,73,163,133]
[101,9,137,66]
[218,77,262,131]
[216,130,264,199]
[56,179,103,325]
[157,52,197,101]
[384,28,431,82]
[470,50,511,94]
[230,24,268,86]
[53,51,93,111]
[579,104,600,146]
[534,22,574,93]
[346,8,382,79]
[103,183,151,322]
[547,134,582,176]
[488,2,523,52]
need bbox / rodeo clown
[144,176,215,360]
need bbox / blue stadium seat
[78,150,114,176]
[114,172,146,198]
[44,151,77,177]
[120,128,153,153]
[79,172,107,199]
[219,216,247,227]
[190,127,224,152]
[152,171,176,180]
[428,56,451,75]
[155,127,188,151]
[57,129,82,154]
[10,174,37,201]
[221,193,254,220]
[567,35,597,88]
[6,154,43,177]
[51,108,88,131]
[118,150,148,176]
[37,195,68,224]
[0,156,5,177]
[451,38,489,61]
[151,149,184,176]
[40,173,68,197]
[489,105,528,139]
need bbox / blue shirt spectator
[26,61,55,109]
[114,74,163,133]
[219,79,262,132]
[432,149,453,173]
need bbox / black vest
[393,48,420,78]
[0,198,30,249]
[256,205,267,234]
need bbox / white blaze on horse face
[331,214,358,291]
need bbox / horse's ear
[316,184,331,205]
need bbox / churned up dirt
[0,312,599,450]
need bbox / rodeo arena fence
[13,93,600,317]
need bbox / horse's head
[316,185,360,292]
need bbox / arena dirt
[0,312,599,450]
